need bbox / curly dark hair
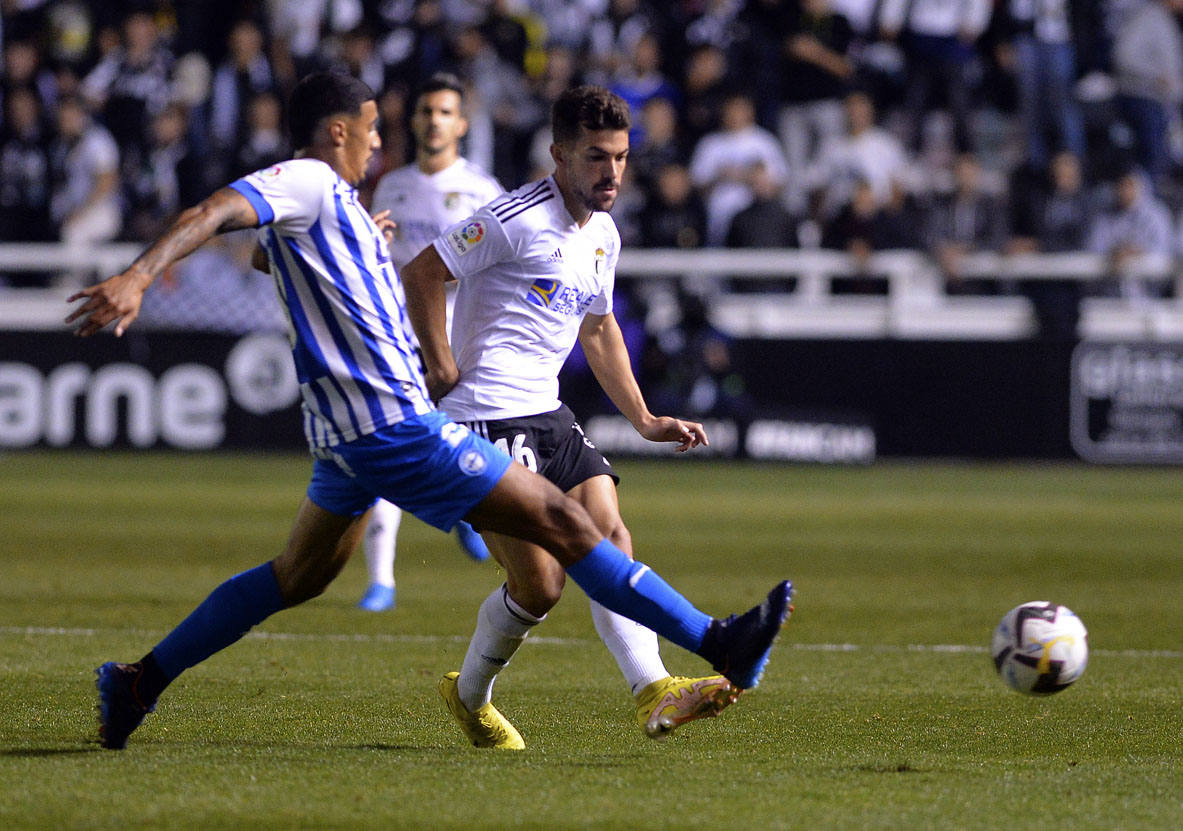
[551,85,631,145]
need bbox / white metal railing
[3,243,1182,340]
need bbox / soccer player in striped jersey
[68,72,792,752]
[357,73,504,612]
[401,86,752,742]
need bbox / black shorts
[464,404,619,494]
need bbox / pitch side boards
[1070,341,1183,464]
[0,331,302,450]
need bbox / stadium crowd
[2,0,1183,305]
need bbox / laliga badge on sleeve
[447,220,486,256]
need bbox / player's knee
[272,551,346,606]
[542,494,600,562]
[507,566,564,614]
[276,570,331,606]
[606,520,631,555]
[519,575,565,611]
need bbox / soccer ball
[991,602,1088,695]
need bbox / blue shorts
[306,411,512,532]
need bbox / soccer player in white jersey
[68,72,792,752]
[357,73,504,612]
[401,86,747,743]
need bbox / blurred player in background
[357,73,503,612]
[402,85,744,744]
[68,71,794,752]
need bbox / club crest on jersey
[260,165,283,179]
[459,449,488,476]
[525,278,596,316]
[594,247,606,274]
[447,220,486,255]
[445,192,460,210]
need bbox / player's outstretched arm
[578,312,708,452]
[401,245,460,402]
[66,188,260,337]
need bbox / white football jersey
[370,158,503,269]
[433,176,620,421]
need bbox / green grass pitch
[2,451,1181,829]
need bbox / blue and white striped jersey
[230,158,433,449]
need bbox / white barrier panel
[3,244,1182,340]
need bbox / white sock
[364,499,401,588]
[457,585,544,712]
[589,600,669,695]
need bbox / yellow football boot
[635,675,738,739]
[438,671,525,750]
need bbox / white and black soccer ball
[991,602,1088,695]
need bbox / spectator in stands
[725,163,798,249]
[525,45,587,178]
[48,95,121,248]
[680,43,732,146]
[1008,151,1095,340]
[1110,0,1183,189]
[0,86,53,249]
[334,26,386,96]
[684,0,748,55]
[124,103,204,242]
[586,0,661,85]
[365,0,448,95]
[658,294,752,421]
[526,0,592,50]
[453,24,543,187]
[1087,166,1175,298]
[80,7,175,169]
[208,19,278,173]
[1009,151,1094,255]
[533,43,584,108]
[922,153,1008,292]
[640,163,706,249]
[877,0,993,154]
[1001,0,1087,172]
[609,30,680,143]
[808,90,913,220]
[231,91,290,180]
[822,178,917,293]
[2,37,57,123]
[479,0,532,72]
[265,0,361,79]
[689,92,789,245]
[725,162,800,292]
[778,0,856,213]
[734,0,792,129]
[628,96,685,192]
[832,0,907,111]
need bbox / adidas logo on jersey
[546,248,563,263]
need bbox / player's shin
[151,562,286,682]
[589,600,668,694]
[565,539,712,654]
[457,584,543,711]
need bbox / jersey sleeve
[432,207,517,280]
[229,160,327,232]
[588,221,619,316]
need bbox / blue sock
[565,539,712,653]
[153,563,286,680]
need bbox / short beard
[578,185,616,214]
